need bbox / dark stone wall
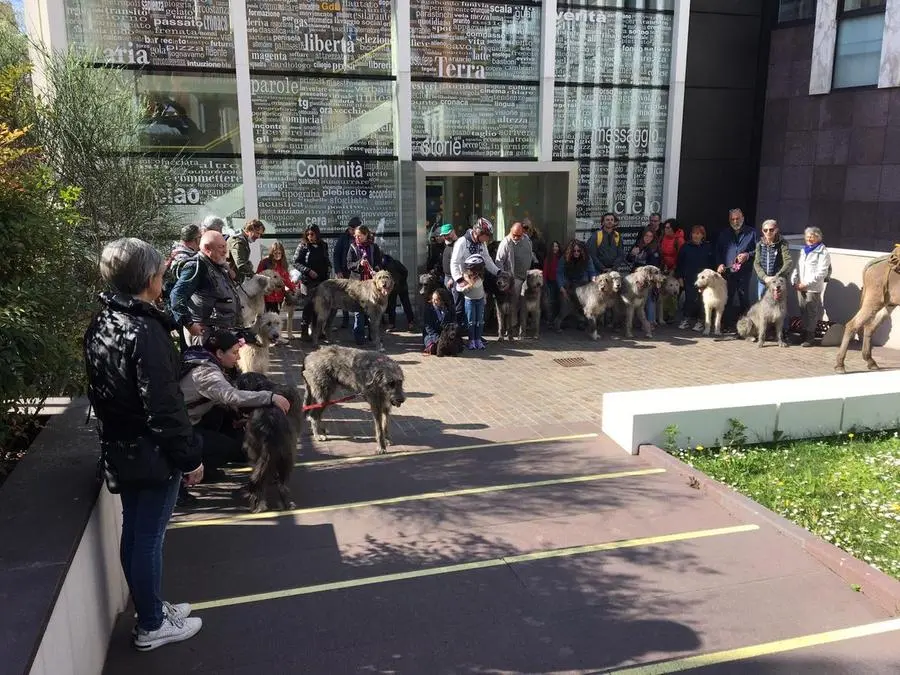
[676,0,772,239]
[756,23,900,250]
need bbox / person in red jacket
[256,240,296,313]
[659,218,685,273]
[542,240,562,324]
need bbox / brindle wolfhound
[310,270,394,352]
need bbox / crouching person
[422,288,459,355]
[179,330,291,490]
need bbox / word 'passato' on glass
[246,0,393,75]
[410,0,541,82]
[555,8,673,85]
[553,87,669,159]
[251,76,394,156]
[256,158,397,233]
[63,0,234,69]
[411,81,538,159]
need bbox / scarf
[803,242,822,256]
[464,230,481,255]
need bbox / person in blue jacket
[715,208,758,331]
[422,288,458,355]
[554,239,598,332]
[675,224,715,332]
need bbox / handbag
[100,436,174,492]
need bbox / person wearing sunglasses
[753,219,792,302]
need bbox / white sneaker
[133,614,202,651]
[692,320,704,332]
[132,601,191,636]
[678,319,690,330]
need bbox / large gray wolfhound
[311,270,394,351]
[302,345,406,454]
[234,372,305,512]
[619,265,664,338]
[576,271,621,341]
[737,276,788,348]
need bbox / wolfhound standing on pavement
[310,270,394,351]
[695,268,728,337]
[619,265,664,339]
[576,272,621,341]
[237,311,283,375]
[302,345,406,454]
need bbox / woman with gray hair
[790,226,831,347]
[83,237,204,651]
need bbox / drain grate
[553,357,591,368]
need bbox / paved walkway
[102,328,900,673]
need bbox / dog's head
[631,266,659,292]
[442,322,461,341]
[282,286,307,309]
[235,371,276,392]
[255,311,282,345]
[243,274,273,298]
[525,268,544,291]
[494,270,513,293]
[259,271,285,293]
[593,273,612,294]
[662,275,681,297]
[607,270,623,293]
[418,271,439,297]
[765,275,786,301]
[367,355,406,407]
[373,269,394,296]
[695,268,718,289]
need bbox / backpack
[596,230,620,248]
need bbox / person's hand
[183,464,204,486]
[716,264,725,274]
[737,252,749,264]
[272,394,290,414]
[631,246,640,256]
[336,272,345,279]
[188,323,204,337]
[308,270,318,279]
[797,283,807,292]
[228,268,236,280]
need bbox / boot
[800,331,814,348]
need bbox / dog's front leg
[371,403,388,453]
[624,304,635,338]
[757,320,767,348]
[776,320,787,347]
[517,302,528,340]
[372,309,386,352]
[703,303,712,336]
[533,305,541,340]
[713,307,723,336]
[639,302,654,338]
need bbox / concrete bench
[602,370,900,454]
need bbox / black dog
[436,322,464,357]
[418,267,442,300]
[234,372,304,513]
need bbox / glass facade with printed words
[55,0,677,265]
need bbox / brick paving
[271,323,900,448]
[100,321,900,674]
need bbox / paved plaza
[102,329,900,673]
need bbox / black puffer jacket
[84,292,201,474]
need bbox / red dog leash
[302,392,363,412]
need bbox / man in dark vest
[170,231,243,347]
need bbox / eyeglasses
[762,228,776,233]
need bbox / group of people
[423,208,832,348]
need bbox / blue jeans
[352,311,368,344]
[120,472,182,631]
[465,297,485,342]
[646,292,657,323]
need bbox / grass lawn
[666,430,900,581]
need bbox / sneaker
[467,340,477,350]
[678,319,690,330]
[132,601,192,637]
[692,320,704,333]
[475,339,486,350]
[133,614,202,652]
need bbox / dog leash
[302,392,364,412]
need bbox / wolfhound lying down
[302,345,406,454]
[311,270,394,351]
[234,372,304,513]
[737,276,788,348]
[695,268,728,336]
[238,311,282,375]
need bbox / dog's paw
[314,433,328,442]
[779,341,788,348]
[375,446,388,455]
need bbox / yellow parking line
[190,524,759,611]
[601,617,900,674]
[168,467,666,529]
[230,432,600,473]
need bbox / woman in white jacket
[790,226,831,347]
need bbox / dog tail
[736,316,752,338]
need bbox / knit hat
[204,329,241,353]
[438,223,454,237]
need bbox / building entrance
[414,162,579,274]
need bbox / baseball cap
[438,223,454,236]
